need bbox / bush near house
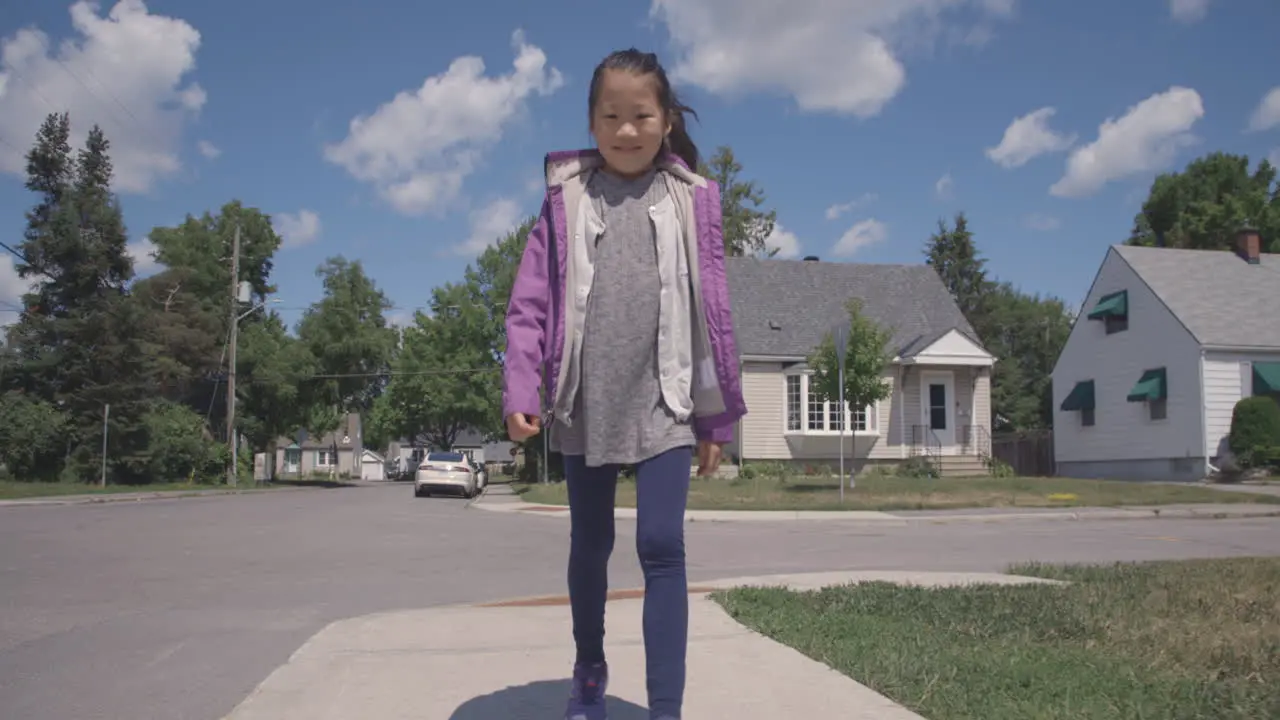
[1228,396,1280,469]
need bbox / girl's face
[590,69,671,178]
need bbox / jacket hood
[543,148,707,191]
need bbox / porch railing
[961,424,993,464]
[910,424,942,476]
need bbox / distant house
[359,449,387,481]
[385,429,514,473]
[1052,230,1280,482]
[275,412,363,479]
[725,256,996,476]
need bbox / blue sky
[1,0,1278,329]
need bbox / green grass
[512,473,1280,511]
[714,557,1280,720]
[0,477,348,500]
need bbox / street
[1,482,1278,720]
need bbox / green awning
[1126,368,1167,402]
[1060,380,1095,412]
[1254,362,1280,394]
[1087,290,1128,320]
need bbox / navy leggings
[565,446,692,718]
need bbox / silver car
[414,451,480,498]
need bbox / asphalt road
[2,482,1278,720]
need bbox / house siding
[1053,249,1204,480]
[735,361,994,465]
[1202,350,1280,460]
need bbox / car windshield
[428,452,466,463]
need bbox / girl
[502,48,747,720]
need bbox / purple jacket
[503,148,747,445]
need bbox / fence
[991,430,1056,476]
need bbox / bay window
[784,372,878,434]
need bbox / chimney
[1235,227,1261,265]
[802,255,820,262]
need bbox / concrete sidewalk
[220,570,1056,720]
[471,485,1280,524]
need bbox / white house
[1052,229,1280,481]
[725,256,996,476]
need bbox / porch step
[937,455,988,478]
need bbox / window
[1081,408,1095,427]
[783,373,878,434]
[1148,398,1167,421]
[316,450,336,467]
[1086,290,1128,335]
[1126,367,1168,422]
[785,375,803,431]
[1060,379,1096,427]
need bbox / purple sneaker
[565,661,608,720]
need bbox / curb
[469,498,1280,524]
[0,485,316,508]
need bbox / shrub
[1228,396,1280,469]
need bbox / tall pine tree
[8,113,150,481]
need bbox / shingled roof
[1112,244,1280,348]
[725,257,983,359]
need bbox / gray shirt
[551,167,695,467]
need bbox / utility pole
[100,403,110,487]
[226,223,241,486]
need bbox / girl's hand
[696,441,723,477]
[506,413,541,442]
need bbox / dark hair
[588,49,700,171]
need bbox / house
[385,429,514,473]
[359,449,387,481]
[275,412,364,479]
[1051,229,1279,482]
[726,256,996,476]
[450,429,516,466]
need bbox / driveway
[2,482,1278,720]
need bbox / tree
[234,314,318,460]
[982,283,1073,431]
[1129,152,1279,252]
[922,213,1073,432]
[6,113,151,482]
[924,212,991,321]
[0,391,70,481]
[697,146,778,257]
[806,299,894,415]
[296,256,397,417]
[379,286,500,450]
[462,214,538,362]
[149,201,283,307]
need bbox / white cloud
[935,172,954,199]
[652,0,1015,118]
[273,210,322,248]
[197,139,220,158]
[126,236,160,275]
[832,218,887,257]
[1169,0,1210,23]
[1247,87,1280,132]
[765,223,801,258]
[1268,148,1280,168]
[824,193,878,220]
[455,198,523,255]
[1023,213,1061,231]
[986,107,1076,168]
[0,1,206,194]
[0,255,32,326]
[324,30,563,216]
[1050,86,1204,198]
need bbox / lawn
[0,477,345,500]
[511,473,1280,511]
[715,557,1280,720]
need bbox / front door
[920,371,955,447]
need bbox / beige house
[725,257,995,476]
[274,412,364,479]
